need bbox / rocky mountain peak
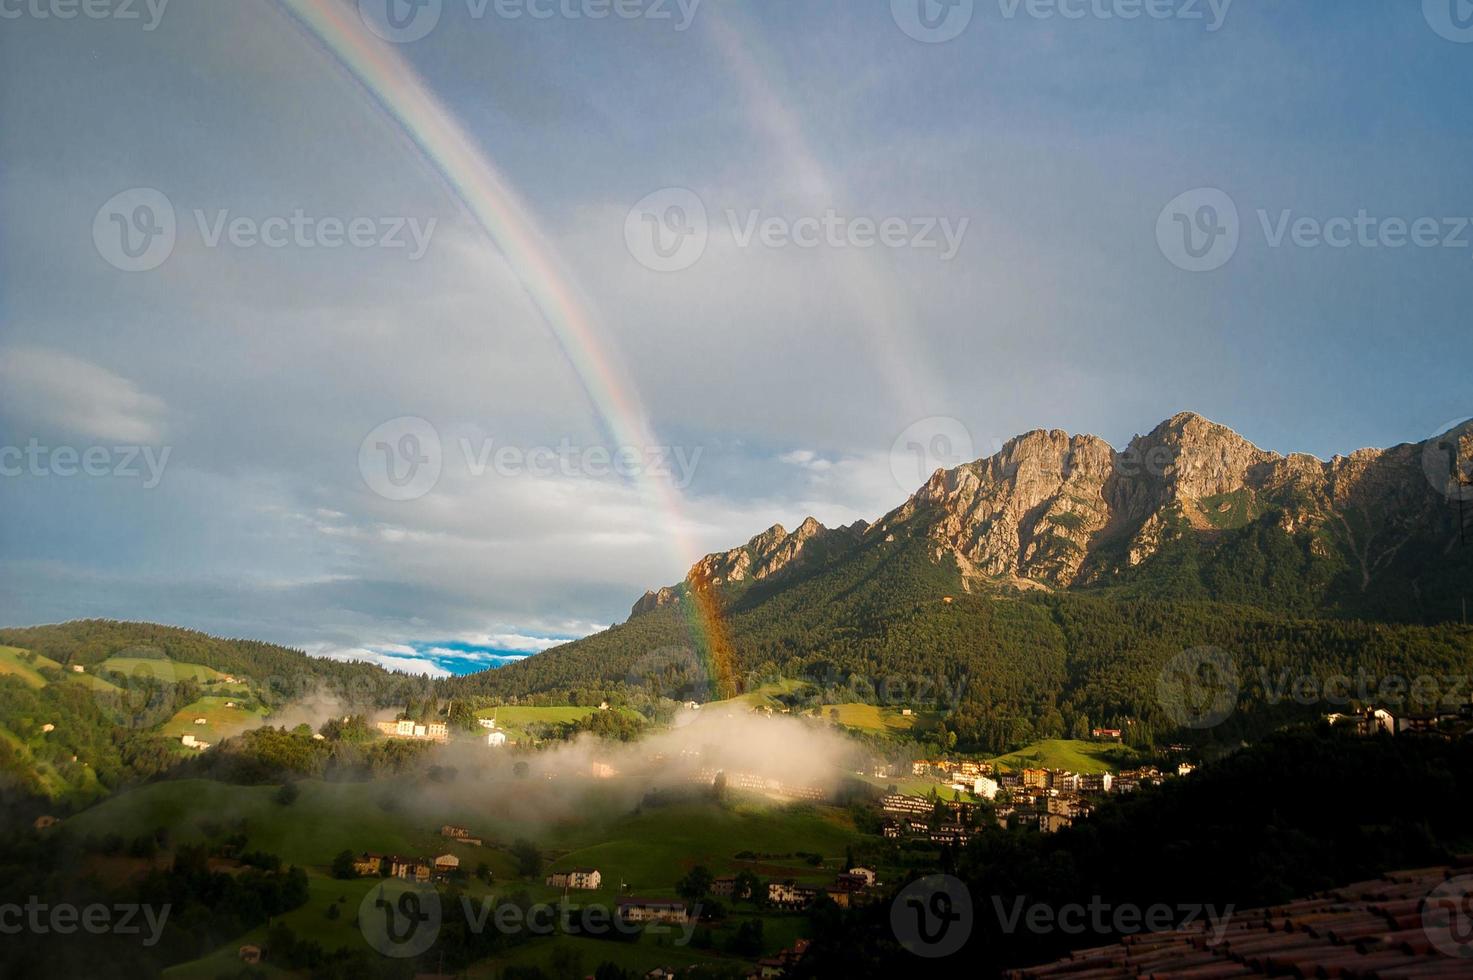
[630,413,1459,618]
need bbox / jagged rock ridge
[630,413,1470,617]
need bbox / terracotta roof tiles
[1005,862,1473,980]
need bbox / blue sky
[1,0,1470,676]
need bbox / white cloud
[779,449,834,472]
[455,632,567,653]
[310,645,452,678]
[0,346,167,443]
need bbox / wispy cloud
[0,347,167,443]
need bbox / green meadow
[98,655,237,685]
[0,645,58,687]
[159,695,269,742]
[989,738,1139,774]
[818,702,937,734]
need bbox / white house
[546,868,601,890]
[180,734,210,750]
[973,775,1000,800]
[486,731,507,747]
[616,898,688,923]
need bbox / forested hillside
[0,621,421,823]
[446,524,1473,753]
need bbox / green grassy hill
[0,645,60,687]
[989,738,1140,774]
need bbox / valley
[0,416,1470,978]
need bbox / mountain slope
[449,415,1473,750]
[632,412,1473,622]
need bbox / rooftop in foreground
[1007,859,1473,980]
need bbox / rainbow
[275,0,735,694]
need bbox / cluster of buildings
[765,867,879,911]
[880,763,1178,842]
[371,716,516,746]
[1327,703,1473,738]
[755,938,811,978]
[350,851,460,881]
[908,757,1002,798]
[614,897,689,924]
[375,718,449,742]
[441,824,483,846]
[476,718,508,746]
[690,768,826,802]
[545,868,602,890]
[880,794,985,845]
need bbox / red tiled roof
[1006,859,1473,980]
